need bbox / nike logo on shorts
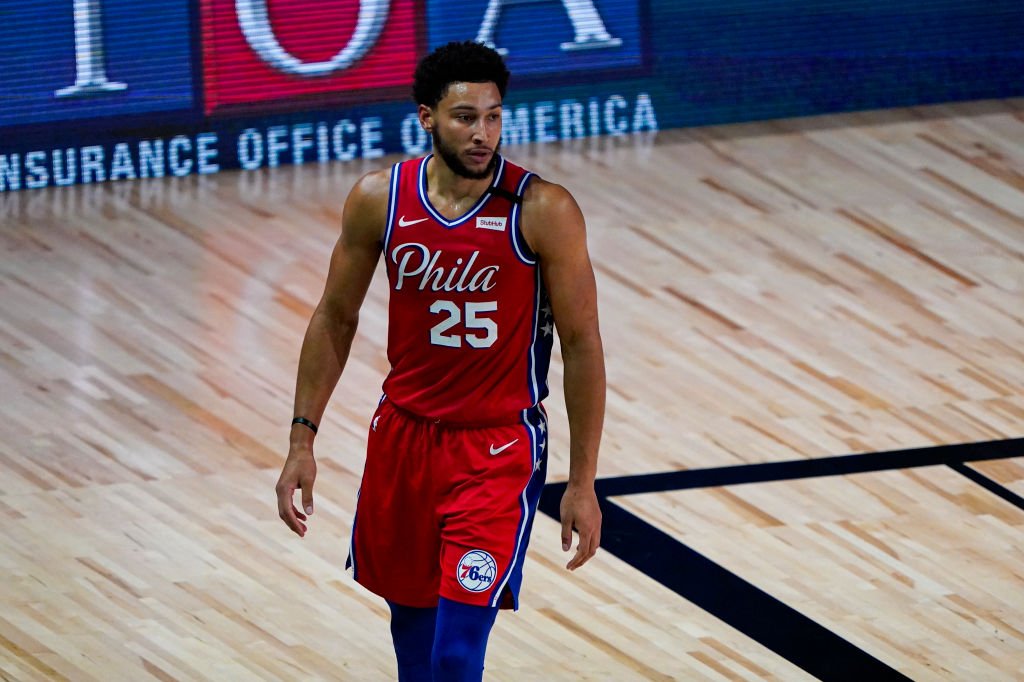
[489,439,519,455]
[398,215,428,227]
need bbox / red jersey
[380,154,553,425]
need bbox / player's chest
[386,220,525,295]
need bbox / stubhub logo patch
[476,216,507,231]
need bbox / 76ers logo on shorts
[457,550,497,592]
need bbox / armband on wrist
[291,417,318,435]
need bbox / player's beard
[432,128,501,180]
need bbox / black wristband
[292,417,318,435]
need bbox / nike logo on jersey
[398,215,429,227]
[489,439,519,455]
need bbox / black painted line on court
[948,462,1024,512]
[537,438,1022,680]
[591,438,1023,498]
[536,494,910,681]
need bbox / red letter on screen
[201,0,419,115]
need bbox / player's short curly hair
[413,41,510,107]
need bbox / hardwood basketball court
[1,98,1023,680]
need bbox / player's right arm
[275,170,389,537]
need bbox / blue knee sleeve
[432,598,499,682]
[388,601,437,682]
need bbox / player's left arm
[523,178,606,571]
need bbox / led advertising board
[1,0,1021,192]
[0,0,195,128]
[201,0,421,115]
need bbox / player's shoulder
[522,176,583,222]
[344,168,392,221]
[341,168,392,242]
[350,168,392,206]
[520,175,586,257]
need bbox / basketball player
[275,41,605,681]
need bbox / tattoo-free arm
[523,179,606,569]
[276,170,387,537]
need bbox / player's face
[427,81,503,180]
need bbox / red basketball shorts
[348,397,548,609]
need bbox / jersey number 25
[429,300,497,348]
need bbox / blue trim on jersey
[489,406,548,608]
[383,162,402,268]
[530,276,554,406]
[347,487,361,579]
[417,154,506,229]
[526,268,541,405]
[514,172,549,406]
[525,268,554,406]
[509,172,537,266]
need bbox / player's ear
[418,104,435,133]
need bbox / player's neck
[426,154,493,206]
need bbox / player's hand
[559,482,602,570]
[276,447,317,537]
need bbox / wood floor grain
[1,98,1022,680]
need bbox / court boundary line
[587,438,1024,498]
[538,437,1023,681]
[949,460,1024,512]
